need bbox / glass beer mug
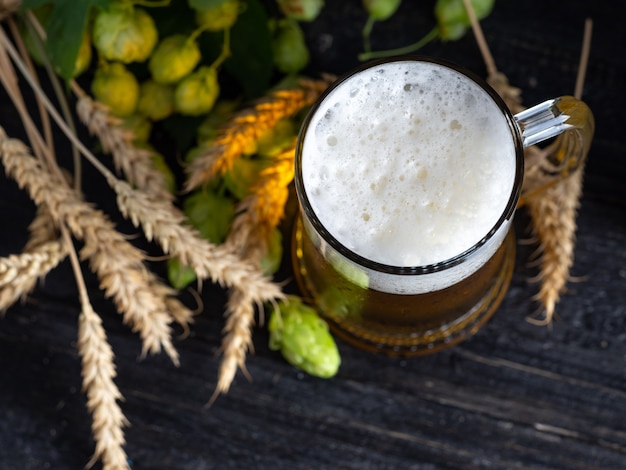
[292,56,594,355]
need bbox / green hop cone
[137,80,176,121]
[183,189,236,244]
[434,0,494,41]
[122,114,152,142]
[276,0,324,22]
[91,62,139,117]
[256,118,297,158]
[167,257,199,290]
[149,34,202,85]
[168,187,236,289]
[268,296,341,379]
[142,143,177,194]
[196,101,237,145]
[362,0,402,21]
[93,3,158,63]
[174,66,220,116]
[271,19,309,75]
[223,155,272,199]
[260,228,283,276]
[193,0,241,31]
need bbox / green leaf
[20,0,53,9]
[227,0,273,97]
[199,0,271,98]
[21,0,112,80]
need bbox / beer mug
[292,56,594,355]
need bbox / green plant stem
[358,26,440,62]
[209,27,231,70]
[132,0,171,7]
[362,15,376,54]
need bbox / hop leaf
[93,3,158,63]
[91,62,139,117]
[149,34,202,84]
[268,296,341,379]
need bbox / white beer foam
[301,60,516,293]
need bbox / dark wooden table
[1,1,625,469]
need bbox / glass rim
[294,55,525,276]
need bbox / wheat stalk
[0,0,20,21]
[209,143,296,401]
[225,140,295,259]
[464,0,593,325]
[0,240,66,311]
[0,202,66,311]
[209,286,257,404]
[78,300,131,470]
[0,129,184,364]
[107,175,284,303]
[25,205,59,251]
[525,168,583,324]
[61,217,130,470]
[60,221,130,470]
[185,77,332,191]
[73,84,173,201]
[524,19,593,324]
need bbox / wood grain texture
[1,1,625,469]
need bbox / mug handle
[514,96,595,205]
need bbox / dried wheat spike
[0,240,66,311]
[210,286,257,404]
[0,0,20,20]
[185,76,333,191]
[75,92,173,201]
[108,175,284,305]
[0,129,184,364]
[225,140,296,261]
[525,166,584,325]
[78,300,130,470]
[24,204,59,251]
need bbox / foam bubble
[300,60,517,292]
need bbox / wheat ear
[78,300,131,470]
[108,175,284,304]
[24,205,59,250]
[225,140,296,260]
[62,220,129,470]
[0,130,183,364]
[0,240,66,311]
[212,143,295,402]
[185,77,332,191]
[0,0,20,20]
[61,221,130,470]
[73,84,173,201]
[0,202,66,312]
[525,169,583,324]
[209,287,257,404]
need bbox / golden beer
[292,56,593,355]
